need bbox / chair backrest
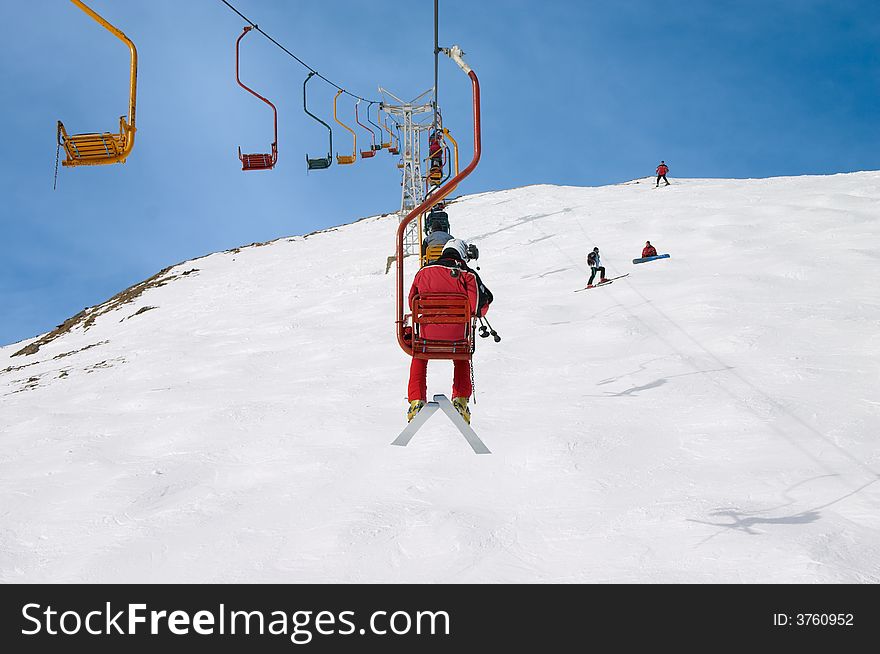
[424,244,445,262]
[410,293,473,360]
[428,165,444,183]
[239,143,277,171]
[307,155,332,170]
[58,117,133,167]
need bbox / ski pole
[480,317,501,343]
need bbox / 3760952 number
[796,613,853,626]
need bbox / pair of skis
[574,273,629,292]
[392,394,490,455]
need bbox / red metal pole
[396,69,481,355]
[236,26,278,152]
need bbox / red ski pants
[408,357,471,402]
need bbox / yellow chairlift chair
[56,0,137,167]
[438,126,461,192]
[333,90,357,165]
[443,127,460,177]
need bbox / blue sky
[1,0,878,346]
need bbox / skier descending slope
[655,161,670,187]
[406,239,493,424]
[586,246,609,288]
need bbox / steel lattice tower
[380,88,435,257]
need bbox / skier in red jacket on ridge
[406,238,492,425]
[655,161,670,187]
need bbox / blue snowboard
[632,253,670,264]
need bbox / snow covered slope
[2,172,879,583]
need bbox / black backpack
[587,251,597,267]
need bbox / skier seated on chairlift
[406,238,492,425]
[422,204,453,261]
[428,129,444,169]
[642,240,658,258]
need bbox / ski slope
[2,172,879,583]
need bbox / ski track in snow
[1,173,879,583]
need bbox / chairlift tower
[380,87,435,256]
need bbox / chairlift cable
[218,0,380,103]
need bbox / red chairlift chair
[407,294,475,361]
[235,26,278,171]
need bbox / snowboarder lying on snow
[407,238,493,425]
[586,246,608,288]
[642,241,658,258]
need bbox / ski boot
[599,278,609,284]
[586,284,594,289]
[407,400,425,422]
[452,396,471,424]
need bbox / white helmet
[441,238,468,261]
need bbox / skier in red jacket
[427,129,445,185]
[642,241,658,258]
[406,238,492,424]
[428,130,444,168]
[655,161,670,187]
